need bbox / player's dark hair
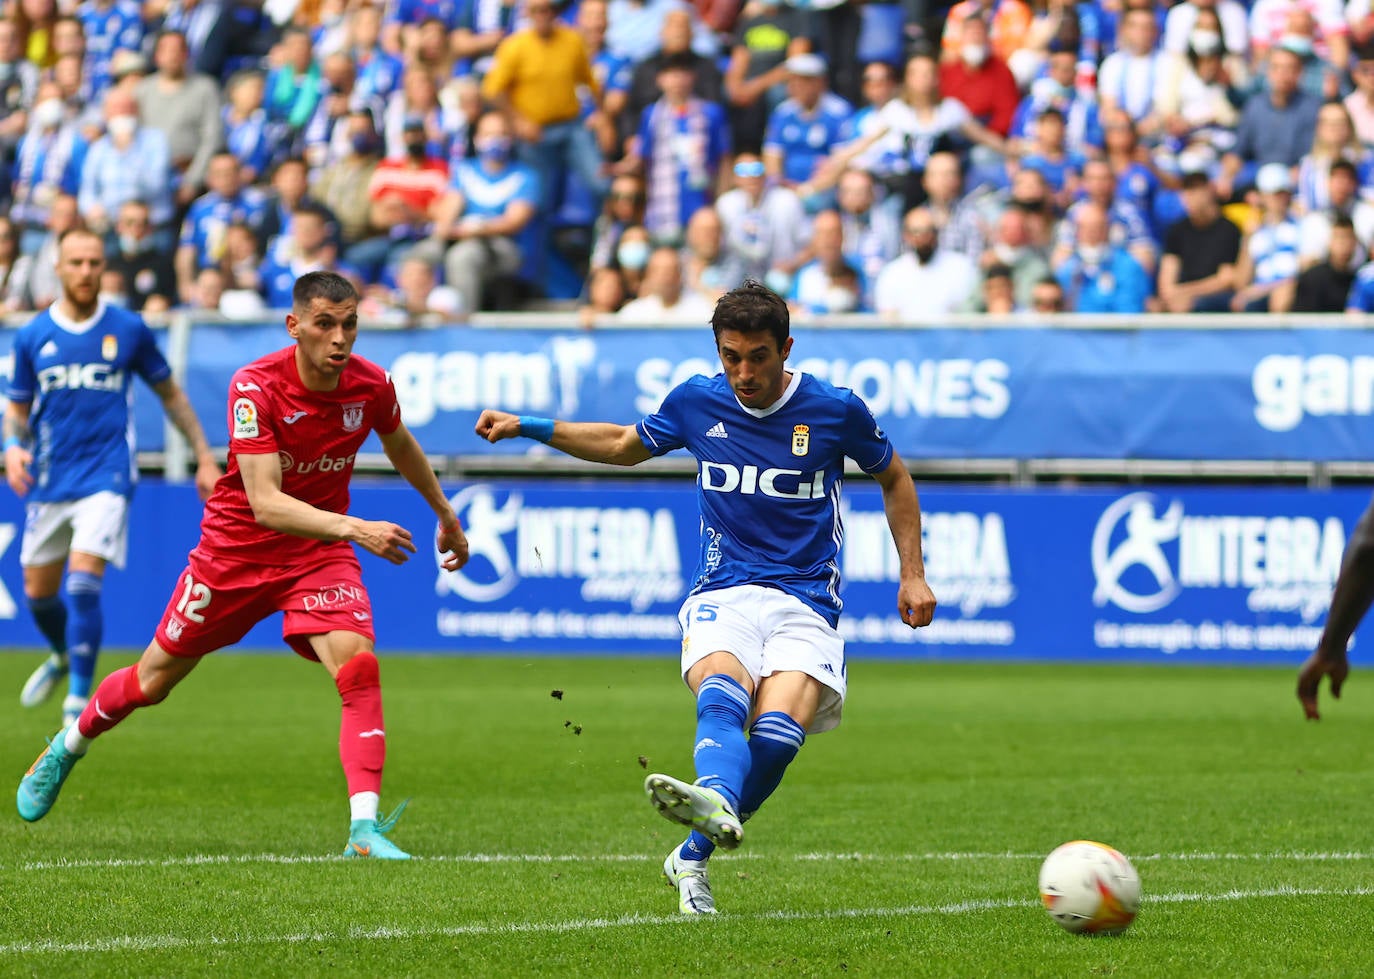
[711,279,789,350]
[293,271,357,311]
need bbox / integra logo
[699,462,826,500]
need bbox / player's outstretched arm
[153,378,223,500]
[238,452,417,564]
[1297,501,1374,718]
[3,400,34,498]
[379,422,470,571]
[475,409,652,467]
[873,453,936,629]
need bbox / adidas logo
[705,422,728,439]
[39,340,58,357]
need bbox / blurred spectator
[78,88,173,235]
[362,255,464,323]
[1029,274,1065,314]
[22,191,81,309]
[621,51,729,244]
[579,265,627,326]
[106,199,177,310]
[482,0,608,213]
[617,244,714,321]
[0,19,39,151]
[302,52,384,173]
[830,60,899,190]
[1297,159,1374,267]
[1295,102,1371,215]
[426,111,539,311]
[589,173,646,272]
[1345,42,1374,147]
[1293,213,1358,311]
[1230,162,1300,312]
[762,53,851,202]
[941,0,1032,67]
[222,70,272,183]
[75,0,143,98]
[15,0,59,69]
[836,167,900,305]
[1099,108,1160,225]
[714,153,807,290]
[625,9,725,145]
[605,0,718,64]
[185,264,227,314]
[1097,6,1164,137]
[1163,0,1249,58]
[256,156,335,251]
[921,151,984,264]
[106,48,145,99]
[383,0,463,56]
[790,209,864,314]
[176,151,268,301]
[259,201,350,306]
[1218,48,1319,200]
[0,215,32,313]
[219,220,262,293]
[383,67,457,161]
[312,109,381,247]
[976,204,1050,310]
[11,81,88,251]
[721,0,811,155]
[135,30,222,207]
[449,4,507,74]
[402,18,458,82]
[980,261,1015,314]
[348,3,402,104]
[1154,11,1243,178]
[1055,158,1156,273]
[1158,171,1242,312]
[681,204,732,300]
[1009,47,1102,156]
[1248,0,1348,85]
[264,27,322,146]
[155,0,231,79]
[611,223,652,296]
[939,14,1020,138]
[1055,201,1150,313]
[577,0,631,157]
[1008,106,1083,208]
[874,207,977,318]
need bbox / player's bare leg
[18,640,198,821]
[311,632,410,860]
[19,560,69,711]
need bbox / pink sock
[78,665,151,739]
[336,652,385,797]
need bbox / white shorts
[20,491,130,569]
[678,584,847,734]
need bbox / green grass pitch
[0,651,1372,977]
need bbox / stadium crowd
[2,0,1374,321]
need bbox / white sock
[63,725,90,755]
[350,791,379,823]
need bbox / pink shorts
[154,551,375,660]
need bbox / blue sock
[738,712,806,820]
[691,674,751,815]
[679,711,806,864]
[27,594,68,656]
[66,571,103,700]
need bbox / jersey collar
[48,298,108,335]
[735,369,802,419]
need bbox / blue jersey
[77,0,144,95]
[179,189,269,269]
[5,302,171,502]
[764,93,853,185]
[636,371,893,625]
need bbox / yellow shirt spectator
[482,21,597,129]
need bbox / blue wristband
[518,416,555,443]
[2,435,21,451]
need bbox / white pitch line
[13,850,1374,872]
[1,886,1372,957]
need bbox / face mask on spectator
[475,136,512,162]
[1030,77,1069,104]
[108,114,137,139]
[405,138,427,159]
[100,291,128,308]
[118,233,144,255]
[1279,34,1313,58]
[825,285,857,313]
[351,132,378,155]
[960,44,987,68]
[32,99,63,130]
[1078,243,1106,266]
[1189,30,1222,56]
[994,243,1025,265]
[617,240,649,270]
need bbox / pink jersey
[194,346,401,565]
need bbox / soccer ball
[1038,840,1141,935]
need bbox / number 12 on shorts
[176,573,213,623]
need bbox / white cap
[784,53,827,77]
[1255,162,1293,195]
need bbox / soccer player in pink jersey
[17,271,471,860]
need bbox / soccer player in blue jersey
[3,229,220,725]
[475,281,936,913]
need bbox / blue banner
[6,320,1374,461]
[1,480,1367,664]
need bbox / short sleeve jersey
[636,371,892,625]
[194,347,401,566]
[5,300,171,502]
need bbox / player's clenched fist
[351,519,417,564]
[475,410,522,443]
[898,576,937,628]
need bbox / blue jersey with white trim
[5,301,172,502]
[636,371,893,625]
